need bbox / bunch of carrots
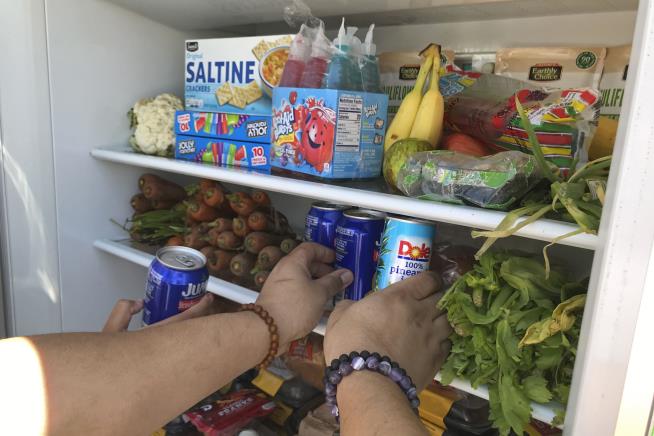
[124,174,300,290]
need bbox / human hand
[102,293,222,332]
[324,272,452,391]
[256,242,353,351]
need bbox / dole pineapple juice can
[374,216,436,290]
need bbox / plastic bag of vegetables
[128,93,183,157]
[396,150,544,210]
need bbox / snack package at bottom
[495,47,606,89]
[442,73,600,172]
[283,334,326,391]
[298,403,339,436]
[184,389,276,436]
[396,150,544,210]
[175,135,271,171]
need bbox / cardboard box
[175,110,271,144]
[175,135,270,170]
[184,34,292,114]
[271,87,388,179]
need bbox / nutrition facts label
[335,95,363,151]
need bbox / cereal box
[185,35,292,115]
[175,135,270,171]
[271,87,388,179]
[175,111,271,144]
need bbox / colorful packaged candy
[175,135,270,171]
[185,35,293,115]
[271,87,388,179]
[175,110,271,144]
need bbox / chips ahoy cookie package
[271,87,388,179]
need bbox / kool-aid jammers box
[184,35,292,115]
[175,111,271,144]
[175,136,270,171]
[271,88,388,179]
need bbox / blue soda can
[305,202,349,248]
[374,215,436,290]
[142,246,209,325]
[334,209,386,300]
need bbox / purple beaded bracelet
[323,351,420,420]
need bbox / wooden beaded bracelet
[239,303,279,369]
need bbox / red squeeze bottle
[298,28,332,89]
[279,24,314,87]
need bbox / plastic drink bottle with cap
[347,26,364,91]
[324,19,360,91]
[298,26,332,89]
[279,24,314,87]
[360,24,382,93]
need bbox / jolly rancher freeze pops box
[176,34,292,170]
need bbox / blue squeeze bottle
[360,24,382,93]
[347,26,364,91]
[325,19,360,90]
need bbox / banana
[409,44,444,148]
[383,53,434,152]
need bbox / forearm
[0,311,268,436]
[338,371,427,436]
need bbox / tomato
[442,133,491,157]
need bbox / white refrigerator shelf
[91,147,598,251]
[94,238,560,426]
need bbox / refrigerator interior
[1,0,653,434]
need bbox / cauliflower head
[129,93,183,156]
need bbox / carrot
[204,186,226,208]
[280,238,300,254]
[199,179,220,192]
[209,250,236,272]
[227,193,257,216]
[166,235,184,246]
[208,217,233,232]
[254,270,270,290]
[257,245,283,270]
[230,253,257,277]
[131,193,153,213]
[217,231,242,250]
[138,174,164,191]
[233,217,252,237]
[142,179,186,202]
[247,211,273,232]
[251,190,271,207]
[184,232,208,250]
[187,200,220,222]
[245,232,284,254]
[200,246,216,260]
[151,198,177,210]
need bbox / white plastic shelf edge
[93,238,327,335]
[91,148,598,250]
[94,238,559,426]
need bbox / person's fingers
[326,299,355,332]
[418,292,446,320]
[102,299,144,332]
[150,293,215,327]
[432,313,453,337]
[315,269,353,299]
[386,271,441,301]
[309,262,334,278]
[286,242,336,267]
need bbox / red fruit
[442,133,491,157]
[289,91,297,105]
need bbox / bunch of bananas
[383,43,445,152]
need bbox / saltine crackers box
[184,35,293,115]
